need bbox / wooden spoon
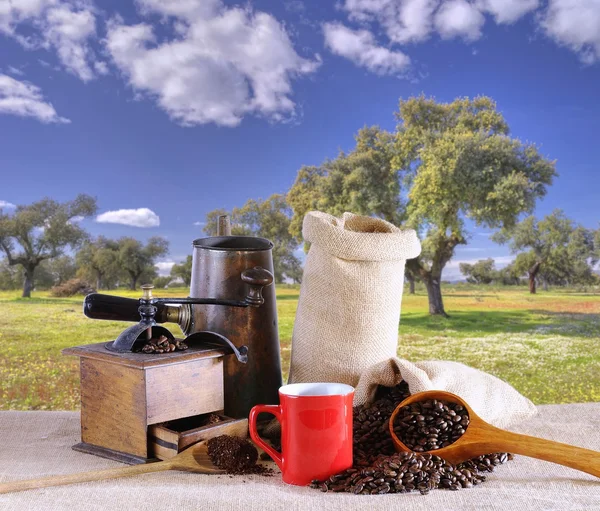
[389,390,600,478]
[0,441,223,494]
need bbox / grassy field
[1,285,599,410]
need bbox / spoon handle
[0,460,172,494]
[485,427,600,478]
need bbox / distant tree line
[0,195,169,297]
[460,210,600,291]
[2,96,599,310]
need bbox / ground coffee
[207,435,273,475]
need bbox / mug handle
[248,405,283,470]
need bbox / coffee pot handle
[241,267,274,307]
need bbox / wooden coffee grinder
[64,217,283,464]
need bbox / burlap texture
[354,358,538,428]
[1,408,599,510]
[288,211,421,385]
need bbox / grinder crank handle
[83,266,273,321]
[241,267,274,307]
[83,294,172,323]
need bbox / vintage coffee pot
[82,217,282,419]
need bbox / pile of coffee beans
[207,435,273,475]
[353,383,410,461]
[392,399,469,452]
[311,451,487,494]
[137,335,188,354]
[311,382,513,495]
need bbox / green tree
[493,262,522,285]
[405,269,417,294]
[288,96,556,315]
[45,255,77,285]
[0,195,97,297]
[288,126,402,241]
[459,258,496,284]
[117,236,169,290]
[204,195,301,283]
[394,96,556,314]
[493,210,596,293]
[0,258,22,290]
[170,255,193,286]
[76,236,120,290]
[153,276,173,288]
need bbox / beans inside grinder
[392,399,470,452]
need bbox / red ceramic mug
[249,382,354,486]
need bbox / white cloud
[0,200,16,209]
[105,1,320,127]
[68,215,84,224]
[155,260,176,276]
[344,0,438,43]
[539,0,600,64]
[332,0,544,74]
[434,0,485,41]
[284,1,306,14]
[323,22,410,75]
[193,221,206,226]
[477,0,539,24]
[93,60,109,75]
[7,65,24,76]
[96,208,160,227]
[0,0,99,81]
[0,74,70,123]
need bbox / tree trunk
[528,261,541,294]
[22,266,35,298]
[130,274,138,291]
[95,270,103,291]
[542,278,548,292]
[406,273,416,295]
[423,275,447,317]
[528,273,536,294]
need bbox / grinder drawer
[149,413,248,460]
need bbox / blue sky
[1,0,599,280]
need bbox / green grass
[1,285,599,410]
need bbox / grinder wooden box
[63,342,228,464]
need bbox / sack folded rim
[302,211,422,262]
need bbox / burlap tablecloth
[0,406,599,510]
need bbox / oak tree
[459,258,496,284]
[0,195,97,297]
[76,236,120,290]
[494,210,596,292]
[288,96,556,315]
[170,255,193,287]
[117,236,169,290]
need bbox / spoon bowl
[389,390,600,478]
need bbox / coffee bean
[310,382,514,496]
